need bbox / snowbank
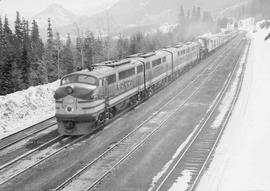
[197,28,270,190]
[0,81,59,139]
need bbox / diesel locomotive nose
[65,86,74,94]
[64,121,75,133]
[54,84,95,100]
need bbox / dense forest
[0,5,216,95]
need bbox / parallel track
[0,135,86,186]
[53,35,245,191]
[154,39,251,191]
[0,117,56,151]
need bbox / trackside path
[197,29,270,191]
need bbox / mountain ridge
[35,0,248,37]
[33,3,77,29]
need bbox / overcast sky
[0,0,119,19]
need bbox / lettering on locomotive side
[117,80,133,91]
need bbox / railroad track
[0,116,57,151]
[53,35,246,191]
[0,34,242,190]
[153,39,251,191]
[0,134,87,186]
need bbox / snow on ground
[0,81,59,139]
[169,170,192,191]
[197,28,270,190]
[164,30,250,191]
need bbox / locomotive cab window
[162,57,166,62]
[146,62,150,70]
[119,68,135,80]
[107,74,116,85]
[152,58,162,67]
[137,65,143,73]
[181,50,185,55]
[61,75,98,86]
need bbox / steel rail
[0,135,87,186]
[53,36,244,191]
[0,117,56,151]
[189,39,251,191]
[154,39,249,191]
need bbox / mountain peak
[33,3,77,29]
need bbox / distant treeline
[0,12,74,95]
[0,6,219,95]
[222,0,270,20]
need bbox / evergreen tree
[75,36,84,69]
[55,32,63,78]
[217,18,229,29]
[178,5,185,26]
[84,32,95,68]
[14,12,23,44]
[47,18,53,45]
[0,17,3,62]
[116,34,129,59]
[62,33,74,75]
[187,9,190,21]
[29,19,47,85]
[202,11,209,22]
[19,18,31,89]
[14,12,24,89]
[192,6,197,21]
[20,46,30,88]
[0,16,2,38]
[196,7,201,21]
[93,37,104,63]
[3,16,12,37]
[30,20,44,59]
[0,17,3,91]
[45,18,58,82]
[129,32,144,54]
[0,17,16,94]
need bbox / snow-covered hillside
[0,81,59,139]
[197,27,270,190]
[33,3,77,29]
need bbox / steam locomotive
[54,30,238,135]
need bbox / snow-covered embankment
[197,28,270,190]
[0,81,59,139]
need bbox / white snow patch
[148,61,229,191]
[148,117,203,191]
[197,27,270,190]
[159,23,178,34]
[0,136,68,184]
[0,81,59,139]
[168,170,192,191]
[211,40,249,129]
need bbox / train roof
[72,58,144,79]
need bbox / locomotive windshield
[61,74,98,86]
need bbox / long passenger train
[54,30,238,135]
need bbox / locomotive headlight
[65,86,73,95]
[90,90,98,99]
[66,105,74,113]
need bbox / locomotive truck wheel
[105,111,113,121]
[137,94,141,102]
[129,96,137,106]
[98,113,105,124]
[148,89,153,97]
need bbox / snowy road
[197,29,270,190]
